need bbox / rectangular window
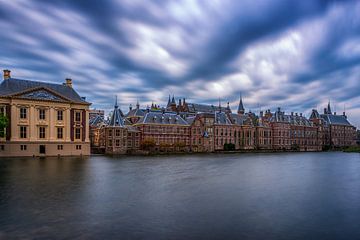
[75,112,81,122]
[57,110,63,121]
[0,107,4,115]
[20,126,27,138]
[75,128,81,139]
[39,109,46,120]
[20,145,27,151]
[0,145,4,151]
[20,107,27,119]
[76,145,82,150]
[57,145,63,150]
[116,139,120,146]
[116,129,121,136]
[39,127,46,138]
[57,127,63,139]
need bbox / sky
[0,0,359,127]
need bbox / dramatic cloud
[0,0,359,126]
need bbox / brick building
[310,103,357,148]
[134,110,190,152]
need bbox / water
[1,152,360,240]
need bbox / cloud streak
[0,0,359,127]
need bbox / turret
[237,94,245,115]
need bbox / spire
[114,95,118,108]
[136,99,140,109]
[167,95,171,107]
[171,95,176,104]
[237,93,245,115]
[218,98,221,112]
[327,100,332,114]
[110,96,124,127]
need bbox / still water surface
[1,152,360,239]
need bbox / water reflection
[0,153,360,239]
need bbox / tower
[237,94,245,115]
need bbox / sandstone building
[0,70,91,157]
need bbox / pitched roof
[0,78,89,104]
[126,108,145,117]
[186,103,228,113]
[229,113,249,125]
[90,115,104,126]
[321,114,353,126]
[137,110,189,125]
[214,112,232,125]
[109,97,125,127]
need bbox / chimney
[343,112,347,119]
[65,78,72,88]
[260,111,263,117]
[300,113,302,117]
[178,99,182,106]
[291,112,294,116]
[3,69,11,80]
[334,112,336,115]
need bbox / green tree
[0,114,9,138]
[140,139,156,150]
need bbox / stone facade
[0,70,91,157]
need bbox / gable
[15,88,70,102]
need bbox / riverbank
[343,146,360,153]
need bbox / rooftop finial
[327,100,332,114]
[218,97,221,112]
[114,95,118,108]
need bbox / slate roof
[137,110,189,125]
[89,115,105,127]
[185,116,196,125]
[229,113,249,126]
[310,109,320,119]
[187,103,228,113]
[320,114,353,126]
[214,112,232,125]
[269,108,313,126]
[0,78,89,104]
[109,98,125,127]
[126,108,145,117]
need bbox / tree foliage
[140,139,156,150]
[0,114,9,138]
[223,143,235,151]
